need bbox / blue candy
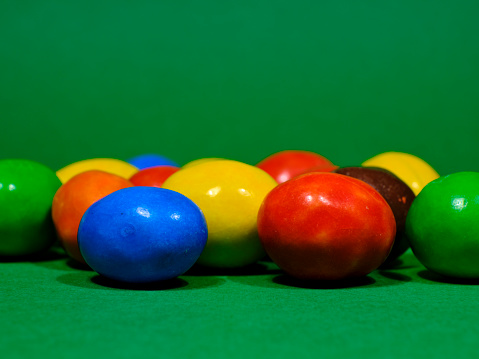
[78,187,207,283]
[127,154,179,169]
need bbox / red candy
[256,150,335,184]
[129,166,180,187]
[257,172,396,280]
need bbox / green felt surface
[1,250,479,359]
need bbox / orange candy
[52,170,133,264]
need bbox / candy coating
[52,170,133,264]
[130,166,180,187]
[78,187,208,283]
[257,150,335,184]
[182,158,225,169]
[57,158,138,184]
[163,160,277,268]
[362,152,439,195]
[334,166,415,265]
[258,172,396,280]
[406,172,479,278]
[127,154,179,169]
[0,159,61,256]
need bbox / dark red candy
[334,167,416,266]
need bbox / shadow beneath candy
[417,270,479,285]
[378,258,403,269]
[30,251,92,273]
[66,258,93,271]
[0,246,67,263]
[91,276,189,291]
[56,272,227,291]
[379,251,422,271]
[377,270,412,282]
[381,262,420,270]
[272,274,376,289]
[185,262,281,277]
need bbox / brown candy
[334,166,416,266]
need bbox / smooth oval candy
[257,172,396,280]
[0,159,61,256]
[129,166,180,187]
[78,187,208,283]
[334,166,415,265]
[182,158,225,169]
[163,160,277,268]
[52,170,133,264]
[362,152,439,195]
[256,150,336,184]
[56,158,138,184]
[406,172,479,278]
[127,154,179,169]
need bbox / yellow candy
[56,158,139,184]
[162,160,277,268]
[362,152,439,195]
[182,157,225,169]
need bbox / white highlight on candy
[206,186,221,197]
[136,207,151,218]
[452,197,467,211]
[238,188,251,197]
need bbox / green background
[1,1,479,359]
[1,1,478,173]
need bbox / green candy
[0,159,61,256]
[406,171,479,278]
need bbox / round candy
[129,166,180,187]
[182,158,225,169]
[334,167,415,265]
[362,152,439,195]
[0,159,61,256]
[257,172,396,280]
[162,160,277,268]
[256,150,335,184]
[406,172,479,278]
[78,187,208,283]
[127,154,179,169]
[303,163,339,174]
[52,170,133,264]
[56,158,138,184]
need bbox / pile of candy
[0,150,478,283]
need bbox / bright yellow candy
[362,152,440,195]
[182,157,225,169]
[56,158,139,184]
[162,160,277,268]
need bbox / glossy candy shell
[182,158,225,169]
[56,158,138,184]
[163,160,277,268]
[129,166,180,187]
[257,150,335,184]
[78,187,208,283]
[406,172,479,278]
[127,154,179,169]
[258,172,396,280]
[334,166,415,265]
[0,159,61,256]
[362,152,439,195]
[52,170,133,264]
